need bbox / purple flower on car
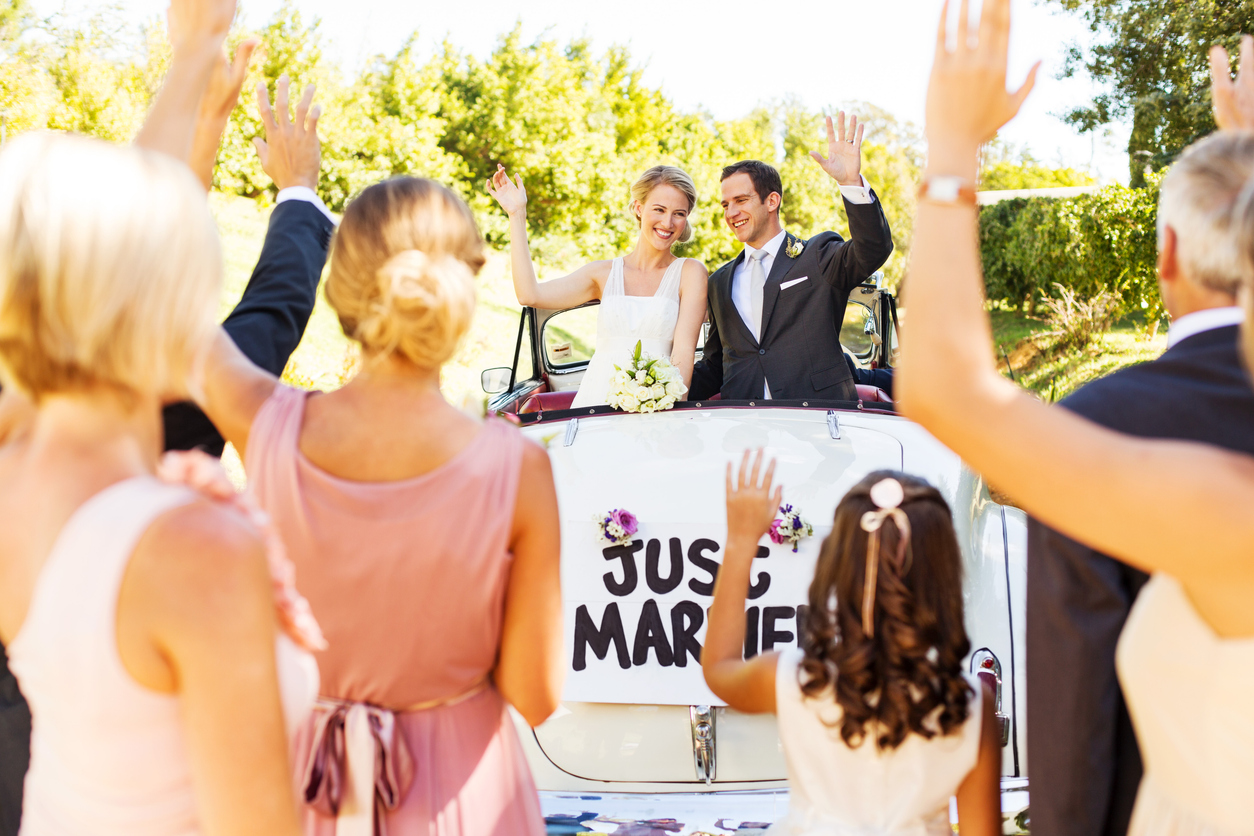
[769,504,813,553]
[610,509,638,536]
[595,508,639,547]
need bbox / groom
[689,113,894,402]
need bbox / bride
[487,164,708,408]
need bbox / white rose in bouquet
[605,341,688,414]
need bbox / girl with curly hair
[703,452,1001,835]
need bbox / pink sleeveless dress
[8,477,317,835]
[246,385,543,836]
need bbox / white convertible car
[481,279,1030,835]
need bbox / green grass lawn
[989,308,1167,402]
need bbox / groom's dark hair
[721,160,783,207]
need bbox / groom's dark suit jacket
[0,199,333,836]
[1027,323,1254,836]
[689,196,893,402]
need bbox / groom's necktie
[748,249,767,341]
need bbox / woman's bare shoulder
[682,257,710,279]
[131,499,269,620]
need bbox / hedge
[978,179,1163,325]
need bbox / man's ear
[765,191,782,214]
[1158,225,1179,284]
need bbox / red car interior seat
[519,390,577,414]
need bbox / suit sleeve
[817,190,894,294]
[162,200,334,455]
[688,296,723,401]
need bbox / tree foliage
[979,139,1097,190]
[1048,0,1254,185]
[979,177,1162,329]
[3,4,935,282]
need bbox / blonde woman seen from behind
[487,164,709,407]
[898,0,1254,830]
[196,171,562,835]
[0,16,317,834]
[703,452,1001,836]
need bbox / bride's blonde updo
[631,165,698,244]
[326,177,485,369]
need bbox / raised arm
[702,449,783,713]
[134,0,235,161]
[896,0,1254,595]
[495,439,564,726]
[669,259,709,389]
[810,114,894,291]
[188,38,259,191]
[486,165,604,310]
[195,77,327,459]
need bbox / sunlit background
[37,0,1131,182]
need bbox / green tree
[979,140,1097,190]
[1048,0,1254,184]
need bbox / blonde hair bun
[355,249,476,369]
[326,177,486,369]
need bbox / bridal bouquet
[605,341,687,413]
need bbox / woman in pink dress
[0,3,318,833]
[194,175,563,835]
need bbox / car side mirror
[481,367,512,395]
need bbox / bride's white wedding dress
[571,256,689,408]
[1117,573,1254,835]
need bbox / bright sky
[41,0,1132,183]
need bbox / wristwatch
[917,176,978,206]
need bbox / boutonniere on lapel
[785,236,805,259]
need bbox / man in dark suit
[0,71,335,835]
[689,113,894,402]
[1027,131,1254,836]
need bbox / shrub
[979,180,1163,328]
[1040,283,1120,353]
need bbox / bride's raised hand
[1210,35,1254,131]
[926,0,1039,170]
[486,164,527,219]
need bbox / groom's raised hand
[809,112,864,187]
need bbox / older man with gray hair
[1026,131,1254,836]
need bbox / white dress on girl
[768,646,985,836]
[571,256,688,408]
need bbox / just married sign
[562,523,827,706]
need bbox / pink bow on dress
[302,700,415,836]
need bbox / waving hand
[1210,35,1254,131]
[810,112,864,186]
[487,164,528,219]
